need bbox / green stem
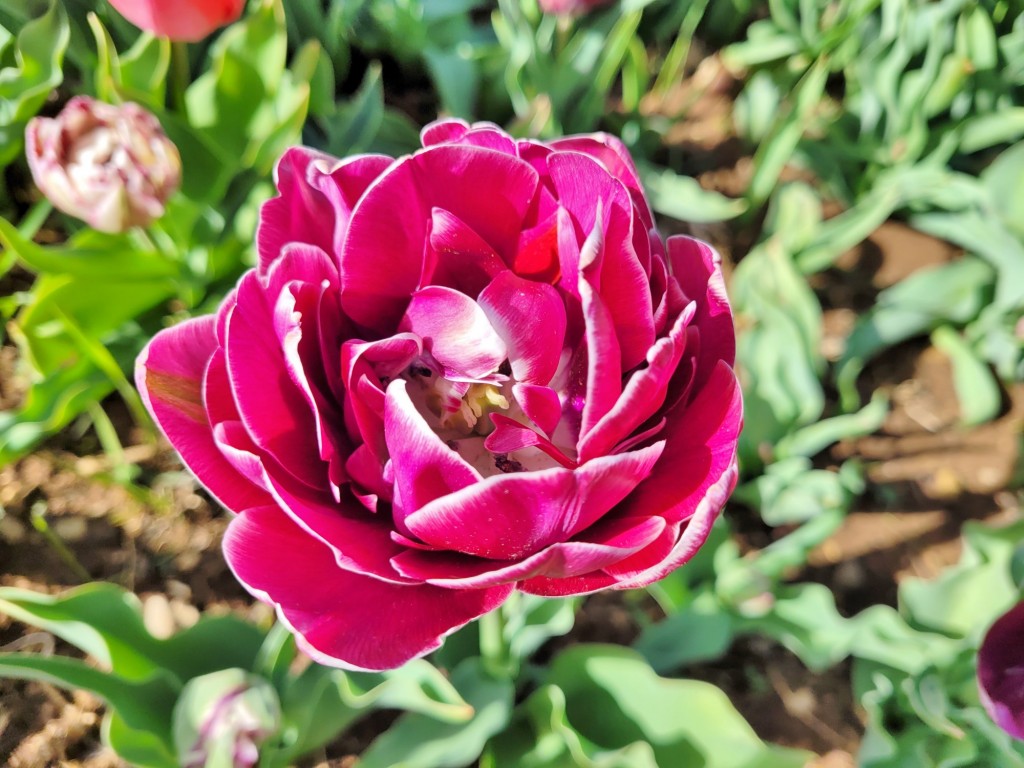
[171,41,191,122]
[478,607,512,679]
[30,502,92,583]
[18,199,53,240]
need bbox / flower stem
[18,199,52,240]
[170,41,191,122]
[478,606,512,679]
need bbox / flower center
[399,355,566,477]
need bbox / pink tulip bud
[25,97,181,234]
[538,0,613,15]
[107,0,246,42]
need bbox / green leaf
[900,520,1024,640]
[639,165,747,223]
[0,653,176,740]
[0,358,112,466]
[980,142,1024,237]
[323,61,386,157]
[275,658,474,762]
[931,325,1002,426]
[185,0,311,177]
[732,583,853,671]
[423,45,478,119]
[543,644,812,768]
[774,391,888,459]
[734,457,862,526]
[746,59,828,206]
[104,711,179,768]
[732,238,825,467]
[0,0,68,167]
[358,658,514,768]
[503,594,578,663]
[835,257,995,411]
[0,217,179,281]
[633,590,734,673]
[491,684,660,768]
[0,584,265,683]
[87,13,169,108]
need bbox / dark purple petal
[616,360,741,525]
[422,208,507,297]
[513,383,563,438]
[577,301,695,462]
[225,271,325,489]
[979,600,1024,739]
[548,151,654,370]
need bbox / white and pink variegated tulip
[136,119,742,671]
[26,97,181,234]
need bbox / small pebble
[142,593,176,639]
[52,516,88,542]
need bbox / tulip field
[1,0,1024,766]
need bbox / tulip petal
[226,271,325,489]
[577,269,622,438]
[617,360,742,524]
[978,600,1024,739]
[548,133,654,229]
[548,152,654,370]
[478,270,566,385]
[260,468,410,584]
[668,236,736,389]
[384,380,482,522]
[391,515,666,588]
[399,286,507,379]
[420,118,470,146]
[258,149,392,274]
[341,145,539,330]
[484,414,577,469]
[224,505,512,671]
[136,316,270,511]
[404,443,663,560]
[513,383,563,438]
[577,301,695,462]
[423,208,507,297]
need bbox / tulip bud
[173,669,281,768]
[25,97,181,234]
[107,0,246,42]
[538,0,613,14]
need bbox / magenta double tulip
[137,120,741,670]
[978,600,1024,739]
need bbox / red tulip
[538,0,613,15]
[107,0,246,42]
